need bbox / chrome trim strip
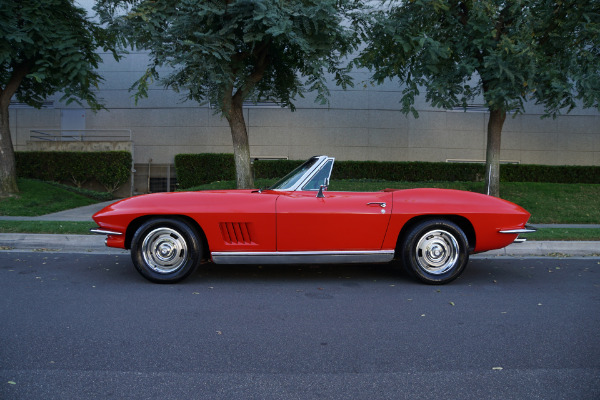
[500,225,537,234]
[90,228,123,236]
[513,238,527,243]
[499,228,537,234]
[211,250,395,265]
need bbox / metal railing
[29,129,132,142]
[446,159,520,164]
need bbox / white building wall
[11,51,600,193]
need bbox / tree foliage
[0,0,118,196]
[96,0,365,188]
[0,0,117,110]
[359,0,600,196]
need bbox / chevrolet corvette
[92,155,535,284]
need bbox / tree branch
[0,60,32,107]
[233,38,272,103]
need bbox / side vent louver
[219,222,253,245]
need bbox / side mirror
[316,178,329,198]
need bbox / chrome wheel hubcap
[142,227,188,274]
[415,229,459,275]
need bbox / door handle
[367,202,386,208]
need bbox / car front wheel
[401,219,469,284]
[131,218,202,283]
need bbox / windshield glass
[268,157,320,190]
[301,160,333,191]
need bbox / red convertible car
[92,155,535,284]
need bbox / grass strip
[0,221,96,235]
[521,228,600,241]
[1,178,597,240]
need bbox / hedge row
[331,161,600,183]
[16,151,132,194]
[174,153,600,189]
[175,153,237,188]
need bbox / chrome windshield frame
[268,155,335,192]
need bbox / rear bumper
[499,225,537,243]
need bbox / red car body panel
[92,187,530,256]
[93,190,278,252]
[275,190,393,251]
[381,188,529,252]
[91,156,535,284]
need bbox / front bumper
[90,227,126,249]
[90,228,123,236]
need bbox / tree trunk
[226,101,254,189]
[0,63,30,196]
[484,109,506,197]
[221,41,270,190]
[0,101,19,196]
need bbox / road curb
[475,241,600,258]
[0,233,599,257]
[0,234,127,254]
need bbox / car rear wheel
[400,219,469,284]
[131,218,202,283]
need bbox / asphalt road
[1,253,599,400]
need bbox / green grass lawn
[189,179,600,225]
[1,178,598,239]
[0,179,101,216]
